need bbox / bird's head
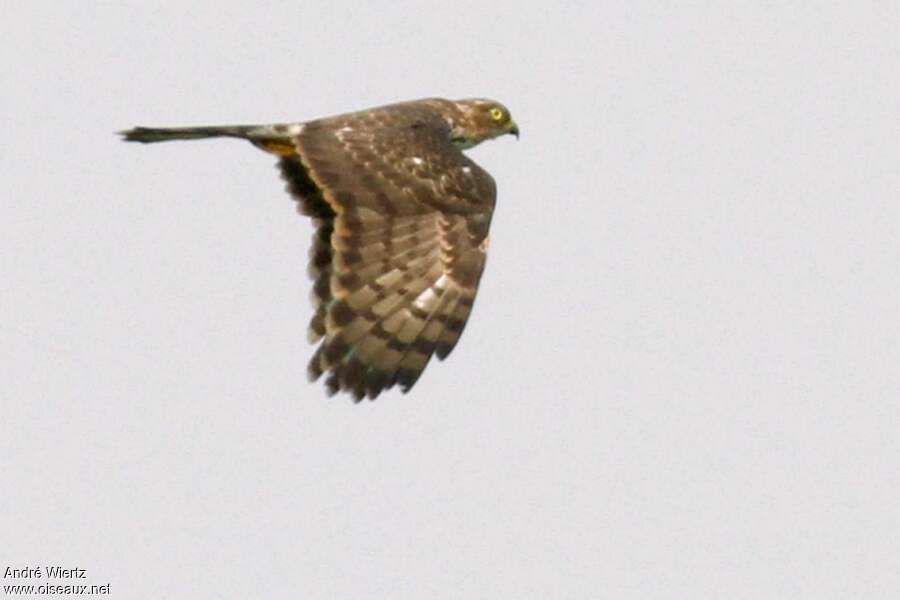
[446,98,519,149]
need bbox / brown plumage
[120,98,519,401]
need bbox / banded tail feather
[118,125,264,143]
[119,125,302,159]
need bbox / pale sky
[4,2,900,598]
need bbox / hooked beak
[508,121,520,139]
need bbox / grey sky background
[4,2,900,598]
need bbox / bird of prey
[120,97,518,401]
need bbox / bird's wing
[277,102,497,400]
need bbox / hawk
[120,98,518,401]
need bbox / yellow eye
[489,107,505,121]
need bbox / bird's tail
[118,124,263,144]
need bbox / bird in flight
[120,98,518,401]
